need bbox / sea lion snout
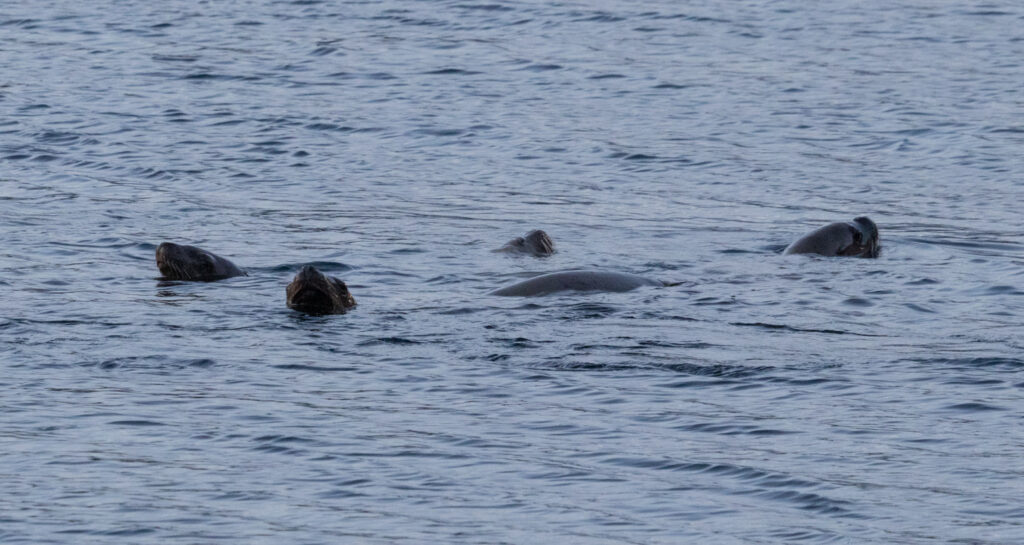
[286,265,356,315]
[851,216,880,257]
[295,265,323,283]
[155,242,180,270]
[497,229,555,256]
[155,242,173,259]
[522,230,554,256]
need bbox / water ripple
[2,1,1023,543]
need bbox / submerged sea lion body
[156,242,245,281]
[490,270,664,297]
[286,265,356,315]
[497,230,555,256]
[783,216,880,258]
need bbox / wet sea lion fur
[155,242,245,281]
[286,265,356,315]
[490,270,664,297]
[783,216,880,258]
[496,230,555,256]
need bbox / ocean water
[2,1,1023,543]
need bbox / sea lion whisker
[497,229,555,256]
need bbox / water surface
[2,1,1024,543]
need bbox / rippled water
[3,1,1024,543]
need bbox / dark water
[3,1,1024,543]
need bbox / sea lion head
[501,229,554,256]
[156,242,223,281]
[286,265,356,315]
[842,216,880,258]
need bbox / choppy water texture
[3,1,1024,543]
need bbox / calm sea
[2,1,1023,543]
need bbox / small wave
[87,528,157,537]
[659,361,773,379]
[435,307,481,315]
[91,356,216,370]
[370,15,447,27]
[455,3,513,11]
[842,297,873,307]
[958,10,1013,16]
[270,261,353,273]
[34,130,82,144]
[573,13,625,23]
[272,364,357,372]
[676,423,798,436]
[304,122,354,131]
[944,402,1005,412]
[255,435,316,444]
[981,285,1024,296]
[906,236,1022,252]
[407,127,465,137]
[421,68,482,75]
[520,63,562,71]
[0,18,39,27]
[182,73,261,82]
[643,13,730,23]
[539,359,769,377]
[489,336,547,349]
[730,322,884,337]
[917,357,1024,369]
[151,54,199,62]
[357,337,423,346]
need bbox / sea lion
[155,242,246,281]
[286,265,356,315]
[496,230,555,256]
[783,216,880,258]
[490,270,664,297]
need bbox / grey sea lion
[783,216,880,258]
[490,270,664,297]
[156,242,246,281]
[496,230,555,256]
[286,265,356,315]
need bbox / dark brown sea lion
[783,216,880,258]
[490,270,664,297]
[286,265,356,315]
[496,230,555,256]
[155,242,246,281]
